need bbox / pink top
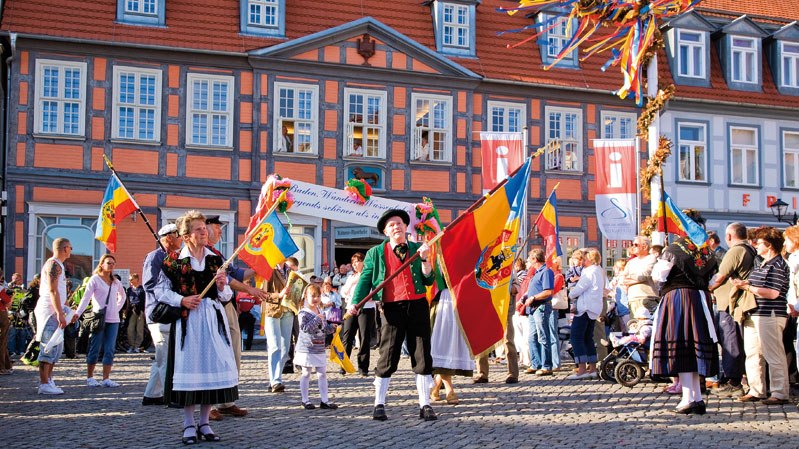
[75,274,126,323]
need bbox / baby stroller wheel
[614,360,643,388]
[599,357,618,382]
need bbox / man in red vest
[347,209,436,421]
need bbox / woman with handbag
[155,210,238,445]
[74,254,126,387]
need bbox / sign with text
[289,180,415,227]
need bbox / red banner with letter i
[480,132,524,193]
[594,139,637,241]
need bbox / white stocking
[374,376,391,406]
[300,366,312,403]
[678,372,695,408]
[416,374,433,407]
[317,366,329,403]
[689,373,702,402]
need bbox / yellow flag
[329,327,356,374]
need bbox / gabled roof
[720,15,768,37]
[250,16,480,79]
[773,22,799,41]
[664,10,718,32]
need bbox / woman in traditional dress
[430,284,472,405]
[155,210,238,444]
[650,235,718,415]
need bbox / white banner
[288,180,416,227]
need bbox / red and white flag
[594,139,638,241]
[480,132,524,192]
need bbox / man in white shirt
[622,236,659,314]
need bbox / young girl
[295,284,338,410]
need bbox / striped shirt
[749,255,789,317]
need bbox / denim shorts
[38,315,63,364]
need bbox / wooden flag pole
[344,142,554,319]
[197,190,288,298]
[103,154,165,252]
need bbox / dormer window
[677,30,705,78]
[117,0,165,26]
[432,1,477,57]
[731,37,757,84]
[540,15,577,68]
[782,42,799,88]
[241,0,286,37]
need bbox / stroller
[598,339,649,387]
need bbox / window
[558,232,584,270]
[117,0,165,26]
[27,204,103,288]
[731,37,757,84]
[729,127,758,186]
[783,131,799,188]
[112,67,162,142]
[782,42,799,88]
[274,82,319,155]
[433,1,476,56]
[541,15,577,67]
[677,30,705,78]
[241,0,285,37]
[34,59,87,136]
[545,107,582,172]
[601,111,636,139]
[411,93,452,162]
[677,122,707,182]
[487,101,525,133]
[344,89,387,158]
[186,74,234,148]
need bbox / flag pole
[103,155,165,252]
[197,190,288,298]
[344,142,551,319]
[659,174,669,245]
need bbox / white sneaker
[86,377,101,387]
[566,372,593,380]
[102,378,120,388]
[38,383,64,395]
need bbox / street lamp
[769,198,798,225]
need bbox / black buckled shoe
[198,424,221,442]
[302,402,315,410]
[181,426,198,445]
[373,404,388,421]
[320,402,338,410]
[419,405,438,421]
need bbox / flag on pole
[438,158,532,357]
[95,174,138,252]
[238,209,299,280]
[656,191,708,245]
[480,132,525,193]
[329,327,356,373]
[535,189,564,268]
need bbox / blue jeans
[8,326,31,354]
[570,313,597,364]
[264,312,294,386]
[87,322,119,366]
[549,310,561,368]
[529,303,553,370]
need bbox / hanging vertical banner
[594,139,638,241]
[480,132,524,192]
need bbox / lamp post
[769,198,798,225]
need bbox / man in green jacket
[347,209,436,421]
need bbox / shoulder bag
[150,300,182,324]
[87,282,113,334]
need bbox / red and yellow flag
[534,190,563,268]
[438,158,531,357]
[95,174,138,252]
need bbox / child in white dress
[295,284,338,410]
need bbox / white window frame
[677,29,706,79]
[125,0,158,15]
[487,100,526,133]
[558,231,585,269]
[34,59,87,137]
[112,66,162,142]
[677,122,707,182]
[730,36,757,84]
[544,15,577,65]
[344,88,387,159]
[781,41,799,88]
[783,130,799,188]
[600,111,636,139]
[411,93,453,163]
[186,73,234,149]
[273,82,319,155]
[545,106,582,172]
[729,126,759,186]
[247,0,280,29]
[442,2,470,50]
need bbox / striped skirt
[649,288,718,377]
